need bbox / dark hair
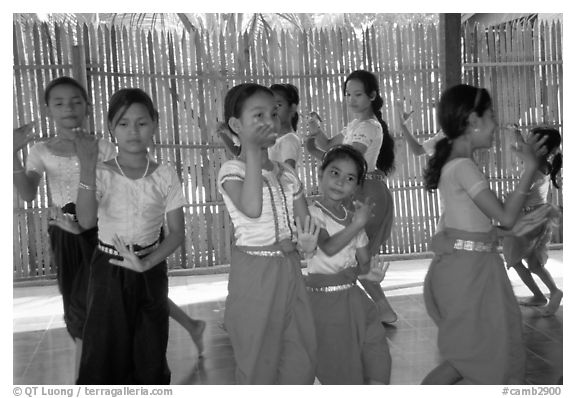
[320,144,368,186]
[44,76,89,105]
[423,84,492,191]
[344,70,395,175]
[218,83,274,156]
[532,127,563,189]
[270,83,300,131]
[107,88,158,131]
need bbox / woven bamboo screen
[13,19,562,280]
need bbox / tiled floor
[13,251,563,385]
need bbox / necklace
[314,200,348,222]
[115,156,150,179]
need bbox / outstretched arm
[13,122,42,201]
[395,100,425,156]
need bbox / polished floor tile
[13,251,563,385]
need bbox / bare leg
[422,361,463,384]
[168,298,206,355]
[74,339,82,382]
[527,256,563,316]
[510,261,547,306]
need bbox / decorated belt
[365,172,387,182]
[97,240,159,257]
[243,249,285,257]
[306,282,356,293]
[238,240,296,257]
[453,239,496,252]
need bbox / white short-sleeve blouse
[25,139,116,207]
[305,201,369,275]
[342,119,383,172]
[95,162,186,246]
[217,159,304,247]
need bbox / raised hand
[394,99,414,124]
[358,255,390,283]
[244,123,277,149]
[48,207,82,235]
[306,111,323,137]
[108,234,148,273]
[511,131,548,170]
[351,197,376,228]
[13,121,38,153]
[296,215,321,255]
[73,133,99,166]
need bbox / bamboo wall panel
[13,19,563,280]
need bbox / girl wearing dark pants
[75,88,185,384]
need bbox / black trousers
[48,224,97,339]
[77,249,170,385]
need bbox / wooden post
[439,13,462,90]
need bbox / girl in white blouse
[13,77,116,379]
[305,70,398,324]
[305,145,391,384]
[74,88,184,384]
[217,83,319,384]
[268,83,302,169]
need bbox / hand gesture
[244,123,277,149]
[351,197,376,228]
[108,235,148,273]
[13,121,38,153]
[511,131,548,171]
[358,255,390,283]
[306,111,323,137]
[296,215,320,254]
[73,133,99,166]
[394,99,414,124]
[48,207,82,235]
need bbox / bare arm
[13,123,41,201]
[316,198,374,256]
[472,133,547,228]
[221,124,275,218]
[400,124,426,156]
[74,136,99,229]
[109,207,185,272]
[140,208,185,270]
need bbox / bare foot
[542,290,563,317]
[191,320,206,357]
[518,296,548,307]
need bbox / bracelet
[13,169,25,174]
[79,182,96,191]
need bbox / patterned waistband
[236,240,296,257]
[306,282,356,293]
[453,239,496,252]
[243,249,285,257]
[98,240,159,257]
[365,172,386,182]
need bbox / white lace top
[342,119,383,172]
[218,159,304,247]
[306,201,369,274]
[95,162,186,247]
[26,139,116,207]
[268,131,301,166]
